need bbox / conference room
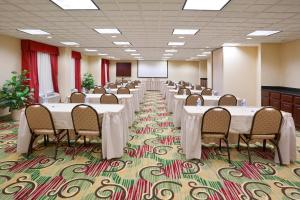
[0,0,299,199]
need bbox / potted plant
[0,70,33,121]
[81,73,95,93]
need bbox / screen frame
[137,60,169,78]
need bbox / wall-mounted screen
[116,62,131,77]
[137,60,168,78]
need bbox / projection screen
[137,60,168,78]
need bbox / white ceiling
[0,0,300,60]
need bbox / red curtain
[21,40,59,102]
[101,59,110,86]
[72,51,81,92]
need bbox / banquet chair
[93,86,106,94]
[195,85,202,90]
[70,92,85,103]
[185,94,204,106]
[117,87,130,94]
[136,80,141,84]
[25,104,70,159]
[201,107,232,163]
[100,93,119,104]
[237,107,283,165]
[126,83,135,89]
[107,83,117,89]
[218,94,238,106]
[178,85,186,90]
[178,88,191,95]
[122,80,128,84]
[201,88,213,96]
[71,104,102,159]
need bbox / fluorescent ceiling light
[197,54,206,57]
[173,29,199,35]
[163,53,173,56]
[168,42,185,46]
[247,30,280,36]
[94,28,121,34]
[178,36,185,39]
[85,48,97,52]
[246,37,253,40]
[17,29,50,35]
[60,41,79,46]
[222,43,240,47]
[50,0,99,10]
[98,53,108,56]
[183,0,230,11]
[165,49,178,53]
[203,51,211,54]
[47,36,52,39]
[113,41,131,46]
[124,49,136,52]
[131,53,140,56]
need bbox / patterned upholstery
[218,94,237,106]
[201,107,231,136]
[25,104,55,134]
[70,92,85,103]
[185,94,204,106]
[93,86,106,94]
[177,88,191,95]
[71,104,102,136]
[107,83,117,89]
[100,94,119,104]
[201,88,213,96]
[117,87,130,94]
[250,107,282,139]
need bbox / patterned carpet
[0,91,300,199]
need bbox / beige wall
[207,56,212,88]
[0,35,21,116]
[199,60,207,79]
[88,56,102,85]
[280,40,300,88]
[223,46,259,106]
[212,48,223,94]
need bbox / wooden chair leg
[275,143,283,166]
[219,139,222,151]
[246,142,252,163]
[27,135,35,158]
[263,139,266,151]
[237,135,241,151]
[224,139,231,164]
[44,135,48,146]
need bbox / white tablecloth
[144,79,163,91]
[181,106,297,164]
[17,103,128,159]
[107,88,140,111]
[173,95,243,127]
[166,89,202,112]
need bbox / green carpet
[0,91,299,199]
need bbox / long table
[181,106,296,164]
[17,103,128,159]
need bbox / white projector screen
[137,60,168,78]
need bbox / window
[37,52,54,95]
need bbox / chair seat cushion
[202,133,225,139]
[34,129,56,135]
[241,134,275,140]
[78,130,100,136]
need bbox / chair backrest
[25,104,55,133]
[93,86,106,94]
[195,85,202,90]
[126,83,135,89]
[201,107,231,136]
[117,87,130,94]
[218,94,237,106]
[168,82,174,86]
[201,88,213,96]
[100,94,119,104]
[122,80,128,84]
[177,88,191,95]
[107,83,117,89]
[70,92,85,103]
[250,107,283,138]
[185,94,204,106]
[71,104,101,134]
[178,85,186,90]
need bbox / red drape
[72,51,81,92]
[21,40,59,102]
[101,59,110,86]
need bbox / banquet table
[66,94,135,126]
[181,106,296,164]
[144,79,163,90]
[17,103,128,159]
[173,95,243,127]
[107,88,141,111]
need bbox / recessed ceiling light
[108,56,115,59]
[163,53,173,56]
[178,36,185,39]
[17,29,50,35]
[246,37,253,40]
[94,28,121,34]
[183,0,230,11]
[222,43,240,47]
[197,54,206,57]
[173,29,199,35]
[168,42,185,46]
[50,0,99,10]
[111,35,117,38]
[113,41,131,46]
[98,53,108,56]
[247,30,280,36]
[85,48,97,52]
[47,36,52,39]
[131,53,140,56]
[203,51,211,54]
[124,49,136,52]
[60,41,79,46]
[165,49,178,53]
